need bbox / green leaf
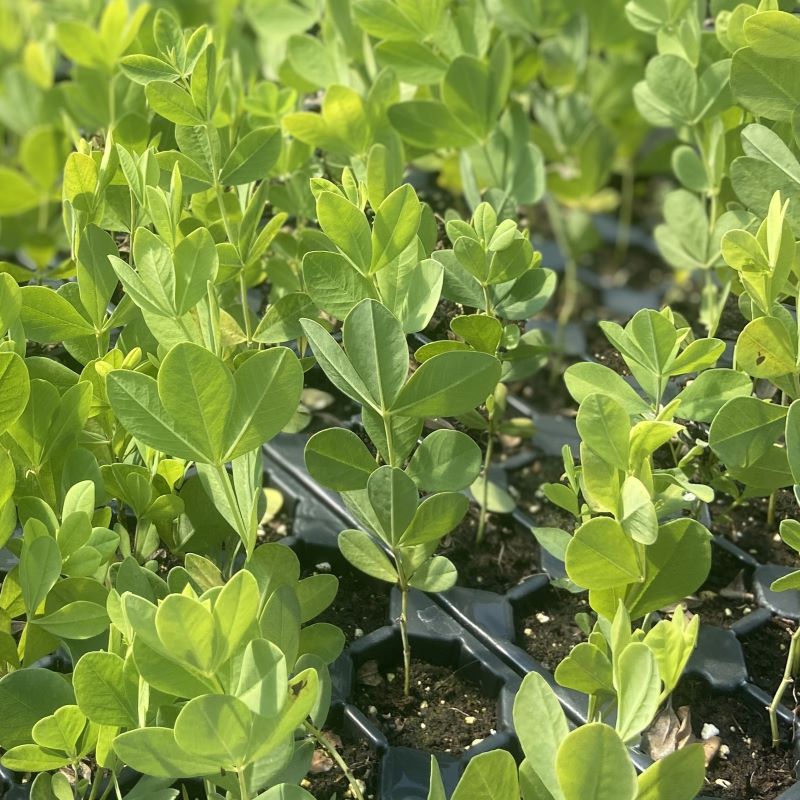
[219,127,282,185]
[172,227,218,316]
[451,750,519,800]
[73,651,138,727]
[155,594,218,673]
[392,351,500,417]
[0,167,40,215]
[555,642,614,696]
[0,353,30,435]
[735,316,796,379]
[408,556,457,592]
[254,292,318,344]
[234,638,286,718]
[566,518,642,591]
[0,669,75,749]
[107,371,204,462]
[623,518,711,620]
[370,184,421,273]
[388,100,477,150]
[316,191,372,274]
[709,396,787,470]
[343,299,408,410]
[120,54,180,84]
[367,466,418,545]
[2,744,71,772]
[731,47,800,122]
[32,705,85,753]
[405,429,482,492]
[63,152,97,212]
[213,569,261,663]
[615,642,660,743]
[303,251,376,321]
[636,743,706,800]
[305,428,377,491]
[556,724,637,800]
[786,401,800,484]
[620,476,658,545]
[674,368,752,423]
[32,600,109,639]
[576,394,630,470]
[225,347,303,459]
[338,529,397,583]
[451,315,503,354]
[146,81,205,126]
[174,694,252,769]
[20,535,62,615]
[159,342,235,464]
[114,727,221,778]
[564,363,649,416]
[513,672,567,800]
[400,492,468,546]
[20,286,95,342]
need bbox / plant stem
[239,270,252,344]
[305,721,365,800]
[215,463,250,558]
[237,768,250,800]
[767,491,777,531]
[545,194,578,358]
[399,581,411,696]
[382,411,396,467]
[614,165,635,266]
[770,625,800,747]
[476,418,495,545]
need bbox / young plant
[107,342,303,561]
[427,667,706,800]
[417,200,554,541]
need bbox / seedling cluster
[1,1,800,799]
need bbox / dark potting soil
[514,585,589,672]
[424,299,465,342]
[302,735,378,800]
[712,491,797,567]
[585,323,630,376]
[740,617,795,696]
[354,659,498,753]
[508,455,574,518]
[694,546,756,629]
[439,511,540,593]
[301,562,388,643]
[515,367,578,415]
[673,677,797,799]
[259,507,295,543]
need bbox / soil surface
[673,677,797,799]
[514,585,590,672]
[302,735,378,800]
[712,491,797,567]
[439,511,540,593]
[354,659,498,753]
[693,545,756,628]
[303,561,389,643]
[741,617,795,695]
[508,455,575,518]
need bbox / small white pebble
[701,723,720,740]
[490,728,496,735]
[368,705,377,716]
[440,700,446,705]
[724,608,732,617]
[743,607,752,615]
[715,779,732,789]
[420,701,428,709]
[354,628,364,639]
[464,716,476,725]
[535,612,551,624]
[523,627,533,636]
[720,744,730,760]
[315,562,331,572]
[386,673,395,683]
[420,723,426,730]
[470,738,484,748]
[774,533,782,542]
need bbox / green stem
[239,269,252,344]
[237,768,250,800]
[382,411,396,467]
[545,194,578,356]
[215,463,250,558]
[614,165,635,265]
[399,581,411,697]
[476,417,495,545]
[770,625,800,747]
[587,693,598,724]
[304,722,366,800]
[767,491,777,531]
